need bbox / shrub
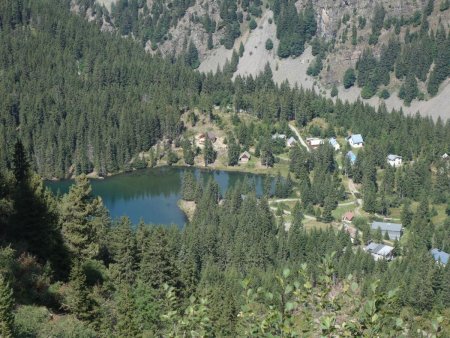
[265,38,273,50]
[379,88,390,99]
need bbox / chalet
[239,151,251,164]
[442,153,449,160]
[342,211,354,222]
[329,138,340,151]
[371,221,402,240]
[306,137,324,149]
[365,242,395,261]
[387,154,402,167]
[286,137,297,147]
[430,248,449,266]
[346,151,357,164]
[347,134,364,148]
[272,133,286,140]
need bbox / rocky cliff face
[299,0,428,39]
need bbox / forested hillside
[0,141,449,336]
[0,0,201,178]
[1,0,450,178]
[0,0,450,336]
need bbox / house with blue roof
[430,249,449,265]
[347,134,364,148]
[346,151,357,164]
[329,138,340,151]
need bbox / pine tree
[0,275,14,338]
[263,174,273,197]
[322,195,335,223]
[115,283,140,337]
[227,137,240,166]
[66,260,96,321]
[60,174,109,260]
[182,171,197,201]
[204,138,216,166]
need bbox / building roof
[387,154,402,161]
[431,249,449,265]
[272,133,286,139]
[346,151,357,163]
[348,134,364,144]
[371,221,402,233]
[342,211,354,221]
[239,151,251,159]
[329,138,338,146]
[287,136,297,145]
[365,243,394,256]
[442,153,449,159]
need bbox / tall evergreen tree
[60,174,109,260]
[0,275,14,338]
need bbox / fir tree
[0,275,14,338]
[204,138,216,167]
[60,174,109,260]
[66,260,96,321]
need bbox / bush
[249,18,257,30]
[361,85,376,99]
[265,38,273,50]
[331,85,338,97]
[379,88,390,99]
[14,306,50,338]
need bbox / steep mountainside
[81,0,450,119]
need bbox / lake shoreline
[49,161,280,182]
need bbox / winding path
[289,123,310,152]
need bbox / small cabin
[346,151,357,164]
[387,154,402,167]
[239,151,251,164]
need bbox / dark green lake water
[46,167,265,226]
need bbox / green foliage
[227,136,240,166]
[249,18,257,30]
[331,84,338,97]
[265,38,273,51]
[343,68,356,88]
[441,0,450,11]
[182,171,197,201]
[379,88,390,99]
[275,0,316,58]
[203,138,216,166]
[60,175,108,260]
[0,274,14,338]
[185,41,200,69]
[306,55,323,76]
[64,260,96,322]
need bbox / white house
[442,153,449,160]
[387,154,402,167]
[365,242,395,261]
[286,137,297,147]
[272,133,286,140]
[347,134,364,148]
[306,137,324,149]
[328,138,340,151]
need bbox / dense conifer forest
[0,0,450,336]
